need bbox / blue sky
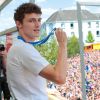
[0,0,100,32]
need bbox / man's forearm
[54,45,67,84]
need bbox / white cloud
[75,0,100,2]
[64,6,76,10]
[36,0,47,3]
[41,8,57,22]
[0,17,15,31]
[42,8,57,16]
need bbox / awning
[0,0,12,11]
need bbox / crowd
[47,50,100,100]
[0,48,100,100]
[0,43,100,100]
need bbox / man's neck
[18,32,37,42]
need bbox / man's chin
[33,33,40,37]
[34,35,40,37]
[32,35,39,40]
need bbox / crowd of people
[1,48,99,100]
[47,50,100,100]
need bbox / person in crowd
[0,44,11,100]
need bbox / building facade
[45,10,100,44]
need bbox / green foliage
[67,34,80,57]
[35,36,58,64]
[86,31,95,43]
[35,32,80,64]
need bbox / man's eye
[38,18,42,22]
[29,20,35,22]
[28,18,42,22]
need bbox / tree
[67,34,80,57]
[86,31,95,43]
[35,35,58,64]
[35,32,79,62]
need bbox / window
[96,22,99,28]
[61,23,65,28]
[71,32,75,35]
[96,31,100,37]
[88,22,91,28]
[70,22,74,29]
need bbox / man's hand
[55,28,67,47]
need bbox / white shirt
[7,39,49,100]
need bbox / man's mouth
[33,29,40,32]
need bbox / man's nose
[35,21,40,27]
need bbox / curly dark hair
[14,3,42,23]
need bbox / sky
[0,0,100,32]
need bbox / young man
[7,3,67,100]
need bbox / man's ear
[16,21,22,29]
